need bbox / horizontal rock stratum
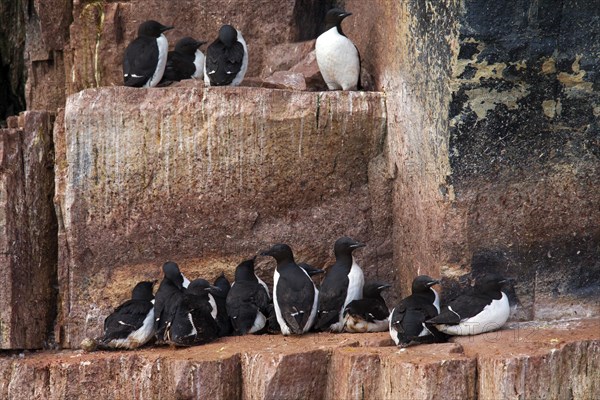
[0,319,598,399]
[55,85,393,349]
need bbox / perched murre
[226,257,271,335]
[389,275,445,347]
[213,272,233,336]
[153,261,187,341]
[165,278,220,346]
[123,20,173,87]
[427,274,511,336]
[204,24,248,86]
[315,9,361,90]
[343,282,390,333]
[261,244,318,335]
[99,280,156,349]
[315,237,365,332]
[162,36,207,82]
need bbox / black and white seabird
[153,261,187,341]
[123,20,174,87]
[226,257,271,335]
[204,24,248,86]
[162,36,207,82]
[261,244,318,335]
[315,9,361,91]
[315,237,365,332]
[165,279,220,346]
[99,281,156,349]
[426,274,511,336]
[343,282,390,333]
[213,272,233,336]
[389,275,445,347]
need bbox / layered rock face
[55,86,391,348]
[0,320,598,399]
[0,112,58,349]
[342,0,600,318]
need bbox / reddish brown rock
[289,50,327,91]
[55,86,391,348]
[0,111,57,349]
[263,71,307,91]
[260,40,316,78]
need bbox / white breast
[437,292,510,336]
[192,50,205,79]
[108,308,155,349]
[145,34,169,87]
[272,269,291,335]
[315,27,360,90]
[208,293,217,320]
[231,30,248,86]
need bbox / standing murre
[153,261,187,342]
[315,237,365,332]
[426,274,511,336]
[123,20,173,87]
[343,282,390,333]
[204,24,248,86]
[261,244,318,335]
[165,279,220,346]
[98,280,156,349]
[315,9,361,90]
[162,36,207,83]
[213,272,233,336]
[389,275,446,347]
[226,257,271,335]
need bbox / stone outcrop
[54,86,392,348]
[341,0,600,319]
[0,319,598,399]
[0,111,58,349]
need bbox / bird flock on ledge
[122,9,362,90]
[86,236,512,351]
[85,7,514,352]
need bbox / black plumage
[213,272,233,336]
[165,279,220,346]
[389,275,445,347]
[298,262,325,277]
[343,282,390,332]
[262,244,318,335]
[315,237,365,332]
[154,261,186,342]
[123,20,173,87]
[226,257,271,335]
[162,37,206,82]
[204,24,246,86]
[100,281,156,349]
[426,274,511,336]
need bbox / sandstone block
[0,111,57,349]
[56,86,391,348]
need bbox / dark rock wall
[448,0,600,319]
[0,0,26,126]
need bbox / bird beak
[350,242,366,249]
[499,277,515,284]
[427,280,440,287]
[161,25,175,33]
[206,285,221,292]
[378,283,392,290]
[260,249,272,257]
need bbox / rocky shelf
[0,319,598,399]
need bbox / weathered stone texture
[55,86,392,348]
[0,111,58,349]
[1,321,598,400]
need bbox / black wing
[226,282,270,335]
[354,43,362,90]
[204,40,244,86]
[390,295,440,344]
[344,298,388,322]
[163,51,196,82]
[315,273,349,330]
[427,294,492,324]
[123,36,159,87]
[153,281,183,339]
[168,293,219,346]
[102,299,153,341]
[276,267,316,334]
